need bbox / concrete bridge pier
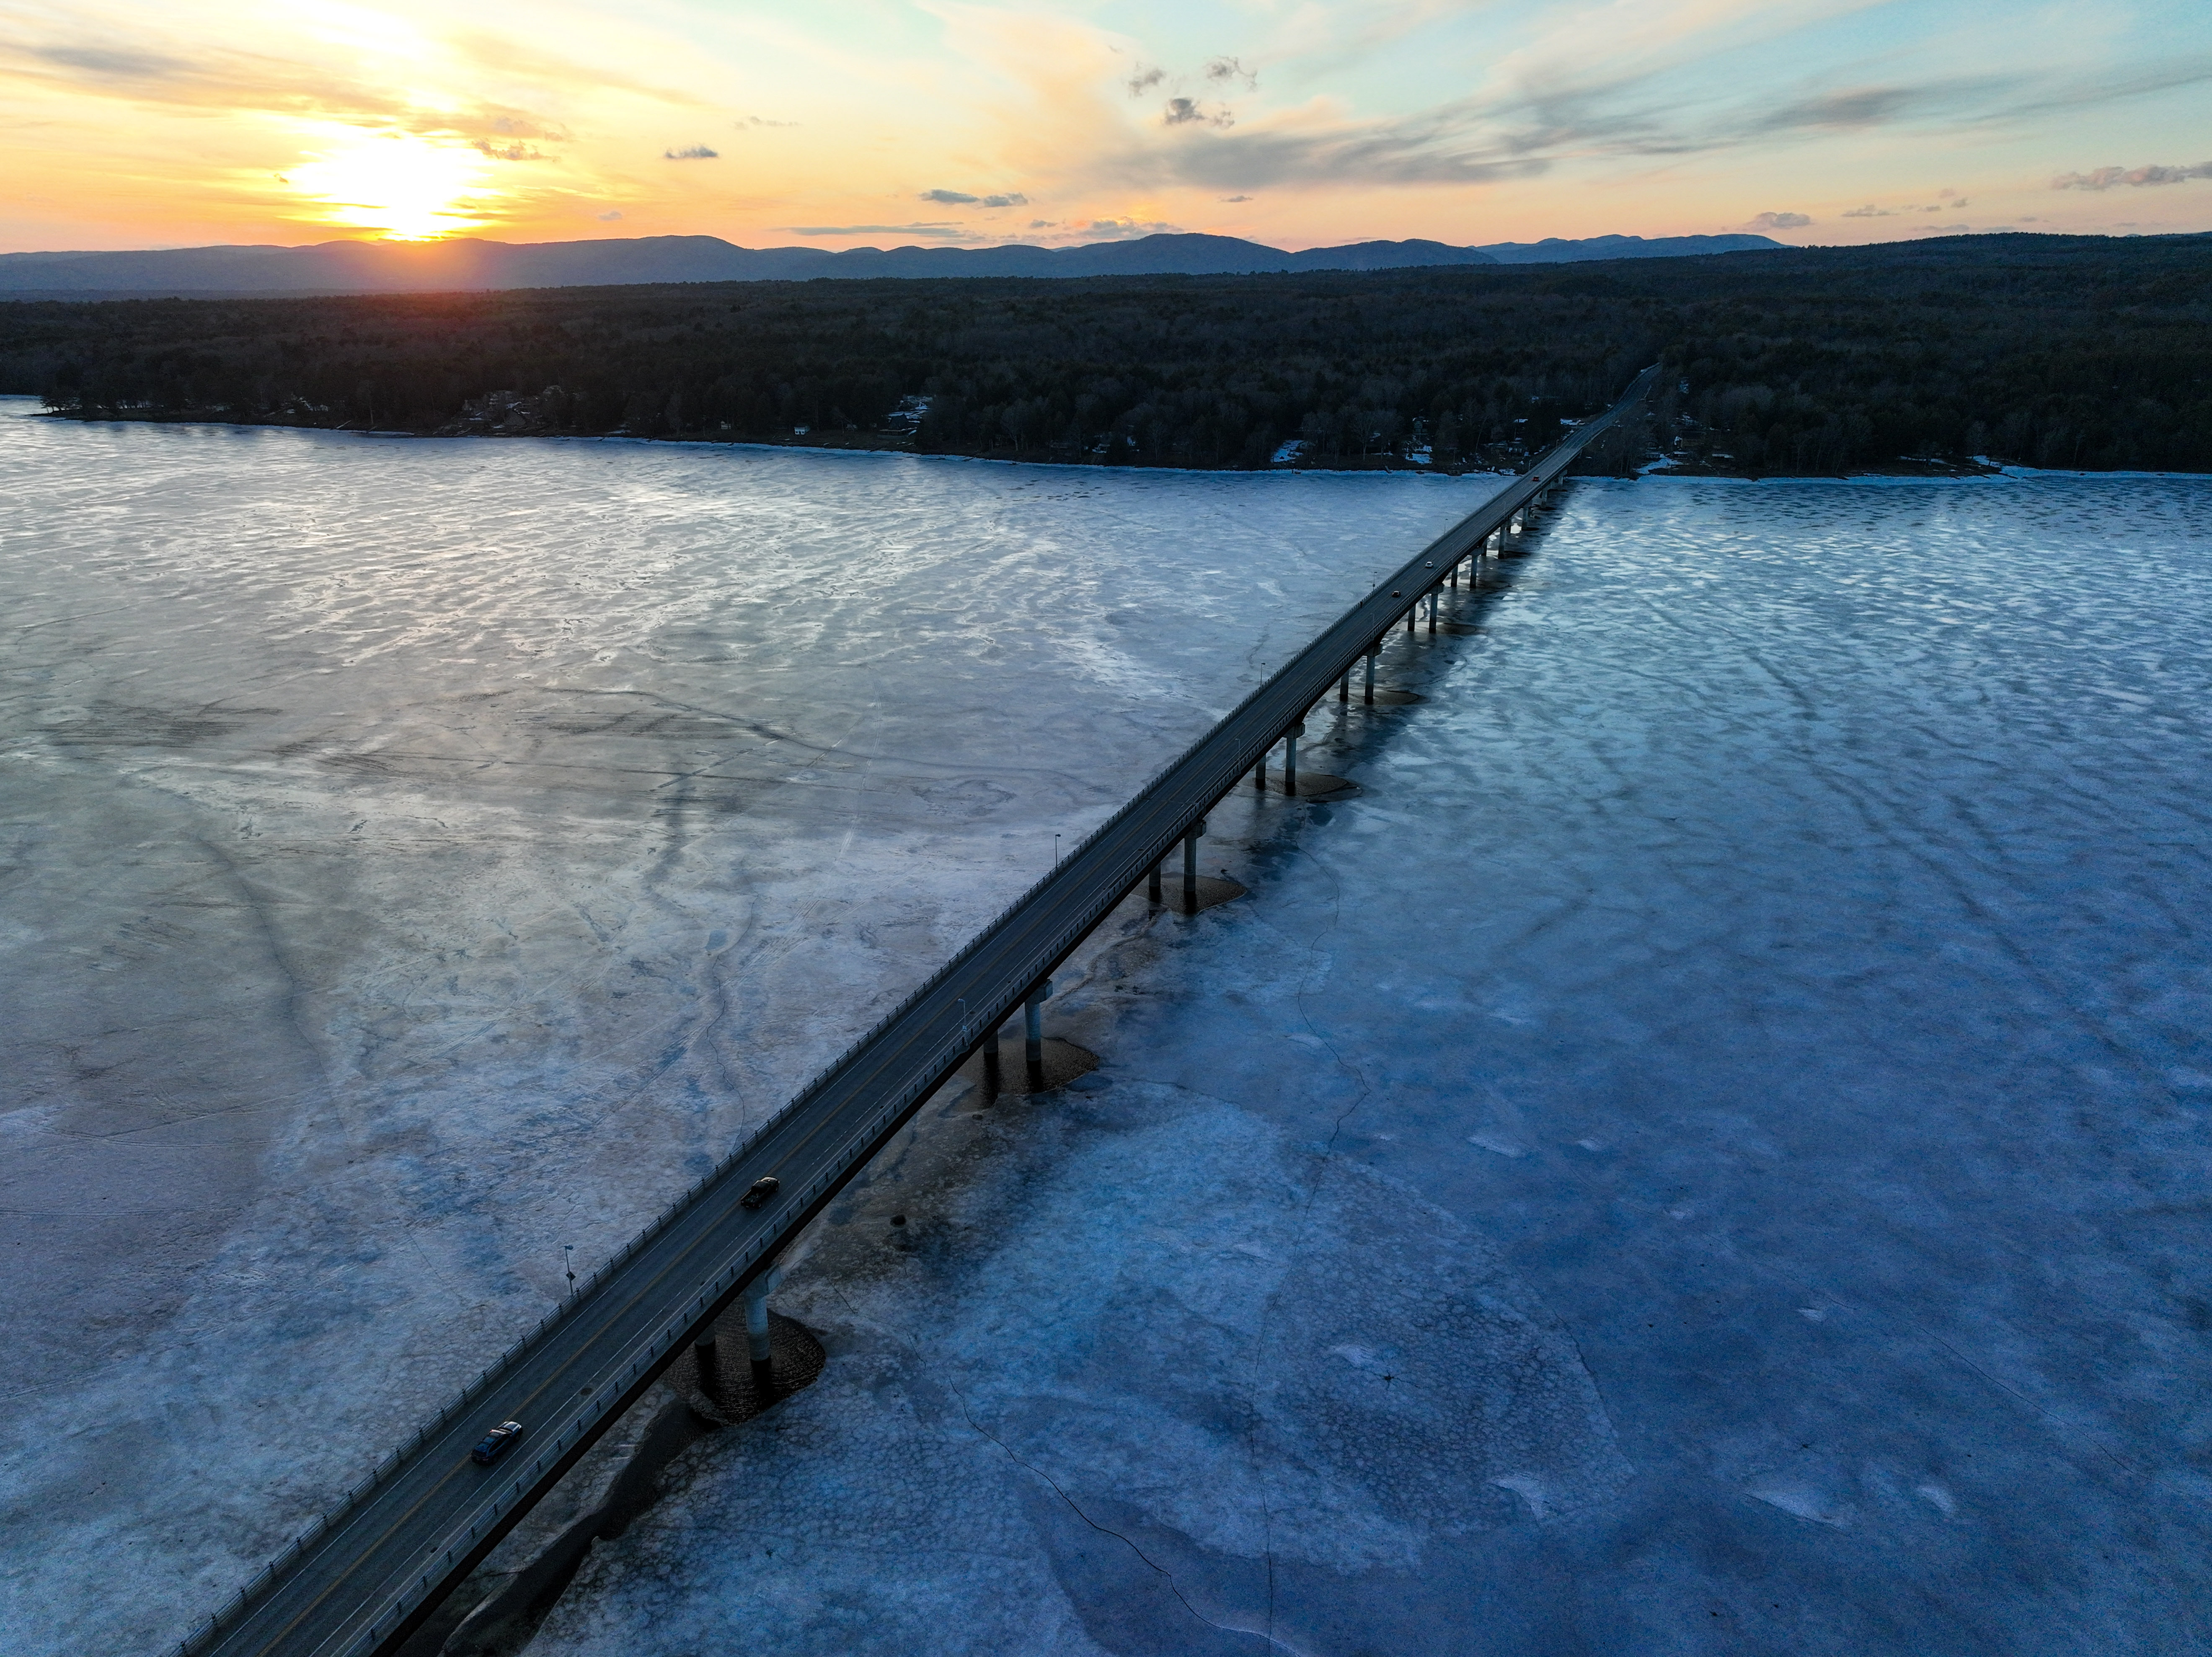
[1283,722,1303,795]
[742,1266,783,1403]
[1023,980,1053,1092]
[693,1326,720,1394]
[982,1023,1003,1094]
[1426,589,1439,633]
[1364,647,1379,705]
[1339,667,1351,705]
[1182,819,1206,913]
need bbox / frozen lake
[0,402,1513,1653]
[520,473,2212,1656]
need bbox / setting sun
[283,131,496,240]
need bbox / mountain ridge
[0,230,1786,299]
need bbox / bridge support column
[743,1266,783,1403]
[1339,668,1350,705]
[1283,723,1303,795]
[983,1026,1002,1094]
[1426,590,1439,633]
[1364,648,1378,705]
[1147,862,1162,904]
[1182,819,1205,914]
[1024,979,1053,1091]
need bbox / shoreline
[12,404,2211,482]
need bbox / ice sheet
[0,402,1511,1652]
[526,474,2212,1656]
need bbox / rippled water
[529,473,2212,1657]
[0,401,1510,1651]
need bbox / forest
[3,232,2207,475]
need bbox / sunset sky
[4,0,2209,255]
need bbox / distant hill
[0,230,1784,299]
[1474,234,1786,264]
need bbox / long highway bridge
[179,365,1660,1657]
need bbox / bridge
[180,365,1659,1657]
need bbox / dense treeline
[3,232,2207,474]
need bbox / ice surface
[0,401,1511,1652]
[525,475,2212,1656]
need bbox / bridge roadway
[181,365,1659,1657]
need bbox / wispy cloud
[7,37,413,122]
[0,21,647,179]
[1744,210,1812,229]
[1163,97,1233,129]
[2053,161,2212,189]
[1750,87,1920,133]
[664,144,718,160]
[788,221,973,239]
[1081,216,1186,240]
[920,188,1028,206]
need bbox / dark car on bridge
[470,1421,525,1465]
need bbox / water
[525,475,2212,1657]
[0,402,1511,1652]
[5,403,2206,1652]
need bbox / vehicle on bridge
[470,1422,524,1466]
[741,1176,780,1209]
